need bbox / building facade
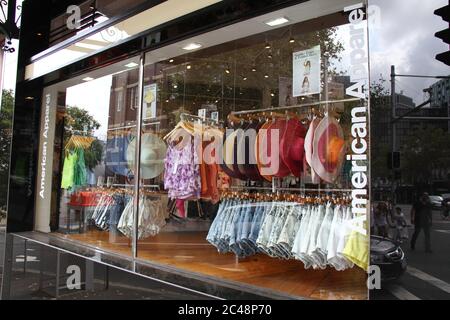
[1,0,372,300]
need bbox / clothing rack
[107,124,137,132]
[230,98,361,116]
[180,112,223,125]
[228,186,353,194]
[111,184,161,189]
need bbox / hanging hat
[311,116,346,183]
[255,120,274,182]
[126,133,167,179]
[221,126,247,180]
[256,119,291,178]
[280,119,307,177]
[237,121,264,181]
[304,118,321,184]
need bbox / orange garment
[200,140,220,204]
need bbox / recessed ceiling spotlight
[265,43,271,49]
[264,74,269,78]
[173,84,178,89]
[251,66,257,72]
[265,17,289,27]
[289,38,295,43]
[225,68,231,74]
[124,62,139,68]
[242,76,248,81]
[270,93,275,97]
[82,77,94,82]
[25,96,34,100]
[182,43,202,51]
[186,64,192,70]
[169,59,174,63]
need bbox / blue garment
[105,135,134,179]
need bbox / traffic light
[435,3,450,66]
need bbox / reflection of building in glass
[430,77,450,134]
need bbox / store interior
[41,4,369,300]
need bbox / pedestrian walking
[410,192,433,253]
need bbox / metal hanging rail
[229,185,353,193]
[231,98,361,116]
[180,112,223,125]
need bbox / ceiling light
[243,76,248,81]
[182,43,202,51]
[25,96,34,100]
[268,53,273,59]
[82,77,94,82]
[173,85,178,89]
[271,93,275,97]
[169,59,174,63]
[265,17,289,27]
[225,68,230,74]
[251,67,257,72]
[186,65,192,70]
[289,38,295,43]
[124,62,139,68]
[264,74,269,78]
[36,33,42,36]
[265,43,271,49]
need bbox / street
[371,206,450,300]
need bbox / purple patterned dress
[164,136,201,200]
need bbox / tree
[0,89,14,222]
[64,106,103,171]
[65,106,100,134]
[401,127,450,184]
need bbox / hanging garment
[117,196,167,239]
[61,151,78,189]
[164,137,201,200]
[73,148,88,187]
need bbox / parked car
[429,195,444,209]
[370,236,407,281]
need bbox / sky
[368,0,449,104]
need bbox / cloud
[369,0,449,103]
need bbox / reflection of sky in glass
[368,0,448,104]
[66,76,112,141]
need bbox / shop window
[35,0,370,300]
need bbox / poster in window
[293,45,321,97]
[143,84,157,120]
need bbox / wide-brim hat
[255,120,274,181]
[311,116,346,183]
[237,121,264,181]
[256,119,291,178]
[304,118,321,184]
[280,119,307,177]
[221,126,248,180]
[126,133,167,179]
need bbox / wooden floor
[59,230,368,300]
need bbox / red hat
[311,116,346,183]
[280,119,307,177]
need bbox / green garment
[73,148,87,187]
[61,151,78,189]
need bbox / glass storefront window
[135,1,369,299]
[33,0,370,300]
[35,56,141,256]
